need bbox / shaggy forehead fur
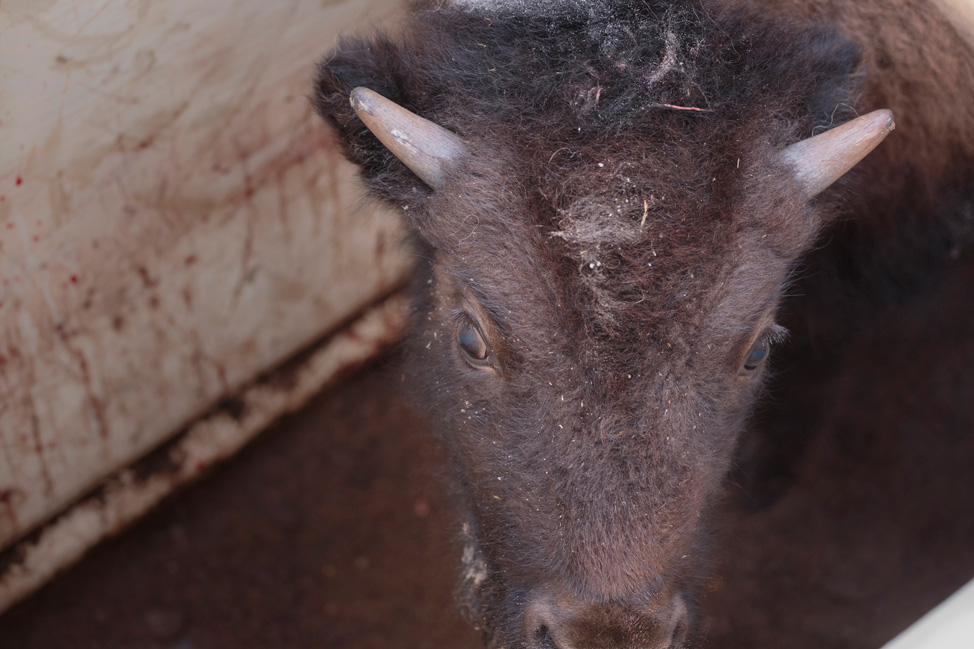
[316,0,860,344]
[448,0,630,18]
[315,1,857,344]
[319,0,861,163]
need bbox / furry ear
[313,36,434,203]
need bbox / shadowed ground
[0,258,972,649]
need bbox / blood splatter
[70,275,79,284]
[15,176,22,186]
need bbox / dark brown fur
[727,0,974,506]
[313,1,974,647]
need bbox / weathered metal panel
[0,0,410,550]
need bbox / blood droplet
[70,275,79,283]
[15,177,22,186]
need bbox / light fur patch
[460,523,489,589]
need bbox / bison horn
[779,109,895,198]
[349,87,467,190]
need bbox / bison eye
[456,314,490,367]
[741,336,771,374]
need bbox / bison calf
[313,0,974,647]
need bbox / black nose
[524,591,689,649]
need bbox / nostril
[525,597,565,649]
[534,625,560,649]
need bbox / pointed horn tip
[858,108,895,139]
[874,108,895,134]
[781,108,897,198]
[349,87,375,116]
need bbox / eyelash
[765,324,790,345]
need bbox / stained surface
[0,0,409,551]
[0,256,972,649]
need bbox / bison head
[313,1,892,647]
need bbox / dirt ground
[1,257,972,649]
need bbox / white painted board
[881,578,974,649]
[0,0,410,550]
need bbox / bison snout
[523,590,689,649]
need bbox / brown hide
[313,1,974,647]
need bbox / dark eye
[457,315,490,366]
[742,336,770,373]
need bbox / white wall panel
[0,0,410,551]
